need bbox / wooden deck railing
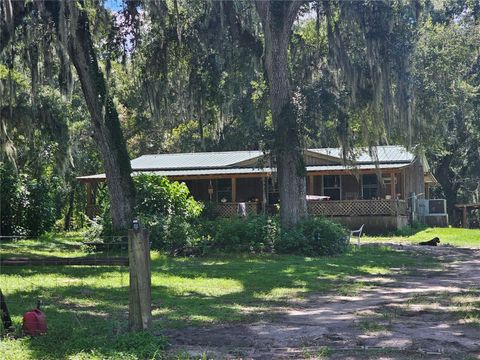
[213,199,407,218]
[308,199,407,217]
[214,202,259,217]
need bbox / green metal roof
[130,150,265,170]
[77,145,418,181]
[130,145,414,171]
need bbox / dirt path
[164,245,480,359]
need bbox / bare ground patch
[164,245,480,359]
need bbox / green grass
[0,233,126,259]
[0,236,437,359]
[362,227,480,248]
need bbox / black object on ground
[419,237,440,246]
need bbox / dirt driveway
[165,245,480,359]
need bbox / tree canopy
[0,0,478,234]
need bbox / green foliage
[0,162,58,236]
[147,215,203,256]
[277,217,349,256]
[203,215,280,254]
[96,175,346,257]
[135,174,202,218]
[92,174,203,252]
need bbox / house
[78,145,438,233]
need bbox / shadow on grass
[1,246,439,359]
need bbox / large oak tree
[255,1,307,228]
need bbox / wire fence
[0,235,130,341]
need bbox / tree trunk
[0,1,28,54]
[435,155,458,223]
[255,1,307,228]
[63,189,74,231]
[59,1,135,231]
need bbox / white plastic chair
[350,224,365,246]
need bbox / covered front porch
[171,171,411,230]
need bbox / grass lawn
[362,227,480,248]
[0,235,437,360]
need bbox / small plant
[358,319,388,333]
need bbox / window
[362,174,378,199]
[323,175,341,200]
[382,174,397,197]
[216,179,232,202]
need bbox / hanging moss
[325,0,418,148]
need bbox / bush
[203,215,280,254]
[92,175,348,258]
[94,174,204,254]
[0,162,58,237]
[133,175,203,254]
[276,217,349,256]
[135,174,202,219]
[147,214,204,256]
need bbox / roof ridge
[137,150,264,157]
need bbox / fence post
[128,227,152,331]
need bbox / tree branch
[286,0,306,29]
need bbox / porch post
[308,175,314,195]
[262,176,267,214]
[339,175,343,200]
[231,178,237,203]
[390,172,395,199]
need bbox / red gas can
[23,308,47,336]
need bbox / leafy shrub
[93,175,348,258]
[146,214,204,256]
[134,175,203,254]
[203,215,280,254]
[135,174,202,219]
[276,217,349,256]
[0,162,58,237]
[94,175,203,254]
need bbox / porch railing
[214,202,259,217]
[213,199,407,218]
[308,199,407,217]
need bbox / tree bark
[63,188,74,231]
[0,1,28,54]
[59,1,135,231]
[255,1,307,228]
[435,155,459,223]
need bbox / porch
[214,199,408,233]
[215,199,407,217]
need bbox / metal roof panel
[309,145,414,163]
[130,150,264,170]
